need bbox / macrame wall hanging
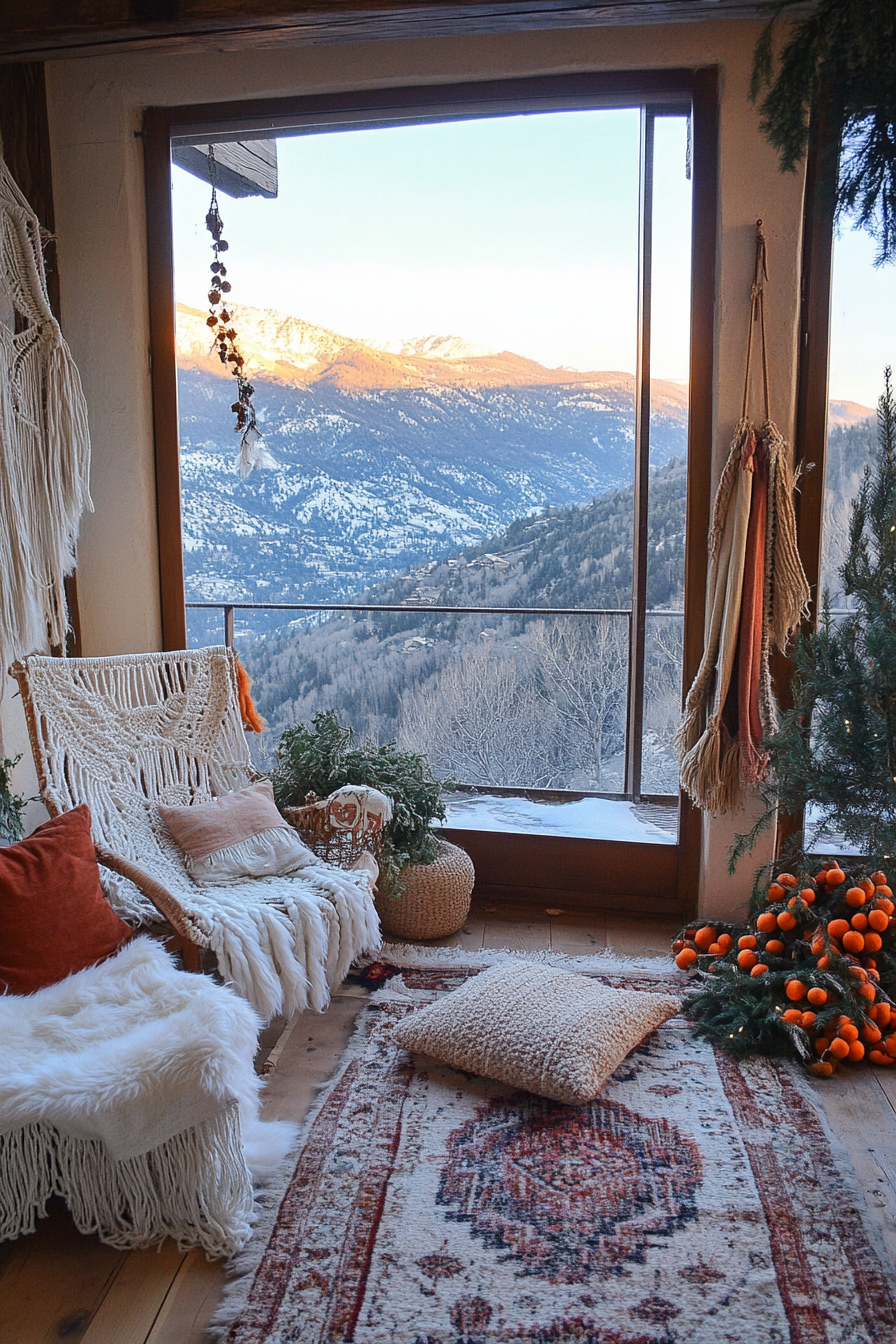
[204,149,274,478]
[676,221,811,814]
[0,145,91,677]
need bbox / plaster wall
[29,18,801,914]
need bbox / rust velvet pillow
[0,806,133,996]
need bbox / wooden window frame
[143,67,719,918]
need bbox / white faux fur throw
[0,938,296,1257]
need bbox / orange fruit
[767,883,786,902]
[738,934,757,950]
[868,908,889,932]
[765,939,785,956]
[859,981,877,1001]
[876,884,894,898]
[860,878,876,898]
[848,1040,866,1062]
[811,1060,834,1076]
[756,912,777,934]
[707,943,722,955]
[848,965,868,980]
[817,955,831,969]
[870,871,887,886]
[884,1035,896,1058]
[785,979,807,1001]
[777,911,797,931]
[838,1022,860,1043]
[694,926,717,951]
[843,930,865,954]
[750,963,769,977]
[717,933,733,951]
[869,1050,895,1066]
[799,888,816,904]
[826,867,847,887]
[864,932,883,953]
[737,949,758,970]
[846,887,868,907]
[851,912,869,931]
[811,937,826,957]
[807,987,828,1007]
[777,873,799,888]
[873,897,895,914]
[815,1036,832,1056]
[800,1011,816,1029]
[870,1002,890,1024]
[828,919,850,939]
[815,869,831,886]
[782,1008,803,1024]
[675,948,698,969]
[862,1023,883,1044]
[829,1038,850,1059]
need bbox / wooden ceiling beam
[0,1,796,62]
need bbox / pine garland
[752,0,896,265]
[676,864,896,1075]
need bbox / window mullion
[625,106,654,799]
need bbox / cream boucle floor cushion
[391,962,681,1105]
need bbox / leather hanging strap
[742,219,771,423]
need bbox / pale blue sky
[829,225,896,410]
[171,108,893,404]
[172,108,692,380]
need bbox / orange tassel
[235,655,265,732]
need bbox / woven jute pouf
[376,839,474,940]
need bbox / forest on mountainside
[239,415,879,796]
[241,459,688,794]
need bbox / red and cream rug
[217,950,896,1344]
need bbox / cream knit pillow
[391,962,681,1105]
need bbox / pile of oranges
[672,864,895,1075]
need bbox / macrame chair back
[11,646,253,903]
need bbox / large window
[146,74,718,909]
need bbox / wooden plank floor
[2,899,895,1343]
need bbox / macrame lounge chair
[11,646,381,1021]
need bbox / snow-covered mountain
[365,333,496,360]
[176,301,685,640]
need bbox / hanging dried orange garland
[204,149,273,476]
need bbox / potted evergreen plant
[270,711,474,938]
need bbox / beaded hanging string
[204,149,274,477]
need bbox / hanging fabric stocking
[676,221,810,813]
[0,145,91,676]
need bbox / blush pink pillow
[158,781,315,885]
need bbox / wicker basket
[284,793,384,869]
[376,839,474,941]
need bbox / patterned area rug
[217,950,896,1344]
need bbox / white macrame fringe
[0,154,91,672]
[0,1104,254,1258]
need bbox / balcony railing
[186,599,685,800]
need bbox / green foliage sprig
[270,710,448,894]
[0,756,27,844]
[752,0,896,264]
